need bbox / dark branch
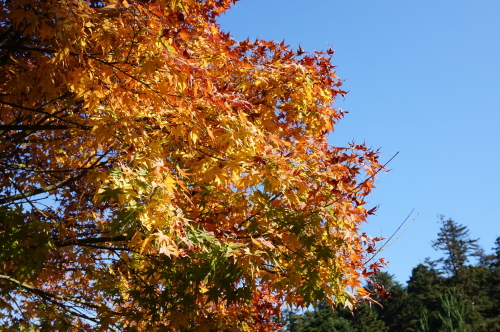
[0,45,56,54]
[55,236,129,248]
[0,172,87,205]
[0,146,114,205]
[0,124,71,131]
[0,274,126,316]
[0,101,93,130]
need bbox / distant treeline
[281,216,500,332]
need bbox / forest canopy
[0,0,385,330]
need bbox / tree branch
[0,146,114,205]
[0,172,87,205]
[0,124,71,131]
[0,274,126,317]
[55,235,129,248]
[0,100,92,130]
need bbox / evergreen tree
[437,290,470,332]
[282,303,357,332]
[491,236,500,269]
[365,272,415,331]
[348,304,389,332]
[407,261,446,330]
[484,236,500,330]
[281,227,500,332]
[282,300,387,332]
[282,309,307,332]
[377,282,421,331]
[432,215,480,279]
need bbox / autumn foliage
[0,0,385,330]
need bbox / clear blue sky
[218,0,500,283]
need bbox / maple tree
[0,0,386,330]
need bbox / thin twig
[324,151,399,209]
[365,209,417,264]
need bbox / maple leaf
[297,44,306,56]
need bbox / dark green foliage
[376,280,421,331]
[492,237,500,268]
[283,302,386,332]
[432,215,480,279]
[283,304,357,332]
[407,262,447,331]
[480,236,500,331]
[282,217,500,332]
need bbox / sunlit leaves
[0,0,386,330]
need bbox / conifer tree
[486,236,500,327]
[432,215,480,279]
